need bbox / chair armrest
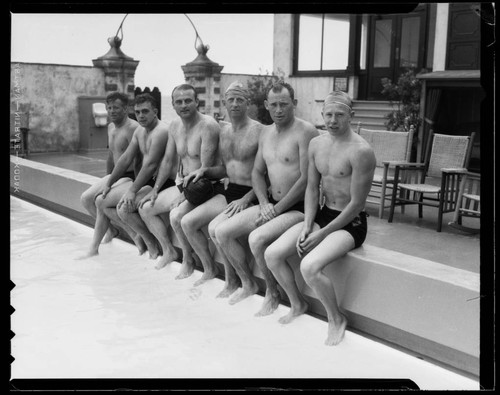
[389,162,426,171]
[441,167,468,175]
[381,160,412,167]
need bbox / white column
[433,3,450,71]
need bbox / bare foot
[278,301,309,324]
[145,240,160,260]
[102,226,119,244]
[229,281,259,305]
[216,282,240,298]
[176,260,196,280]
[255,290,280,317]
[155,249,180,270]
[133,235,148,256]
[75,249,98,260]
[193,266,219,287]
[325,313,348,346]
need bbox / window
[296,14,351,72]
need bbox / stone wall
[10,62,106,153]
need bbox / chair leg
[437,194,444,232]
[379,182,387,219]
[388,184,399,223]
[418,193,423,218]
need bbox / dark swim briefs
[268,195,305,214]
[145,177,176,193]
[213,181,255,204]
[314,206,368,249]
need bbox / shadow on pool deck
[26,150,481,274]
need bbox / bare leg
[300,230,354,346]
[265,222,310,324]
[139,186,181,269]
[215,206,261,304]
[80,175,119,245]
[76,178,137,259]
[116,187,161,260]
[249,211,305,317]
[170,201,197,279]
[209,212,241,298]
[181,195,226,286]
[103,207,147,255]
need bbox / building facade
[272,3,484,170]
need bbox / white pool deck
[10,196,480,390]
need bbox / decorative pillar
[181,44,224,118]
[92,36,140,101]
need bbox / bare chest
[174,128,202,159]
[316,148,353,179]
[262,133,299,166]
[220,132,258,163]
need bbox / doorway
[366,9,426,99]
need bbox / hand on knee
[117,205,129,221]
[94,195,106,211]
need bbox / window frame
[292,13,358,77]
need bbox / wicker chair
[388,130,475,232]
[357,125,414,218]
[448,171,480,233]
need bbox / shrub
[381,68,426,132]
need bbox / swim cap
[184,177,215,206]
[225,81,250,99]
[324,91,353,111]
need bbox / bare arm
[251,135,270,205]
[130,130,169,193]
[185,122,223,184]
[302,142,321,232]
[106,150,114,175]
[105,133,139,187]
[153,131,177,192]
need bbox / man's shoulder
[294,117,319,134]
[199,113,221,130]
[127,118,140,129]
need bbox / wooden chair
[448,171,480,233]
[388,131,475,232]
[357,125,414,218]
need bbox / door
[366,9,426,99]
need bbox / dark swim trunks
[213,181,255,204]
[145,177,176,193]
[268,195,305,214]
[314,206,368,248]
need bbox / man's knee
[263,244,283,272]
[117,205,132,221]
[138,202,152,219]
[248,228,269,255]
[300,257,320,284]
[208,220,219,241]
[169,208,183,228]
[94,195,106,211]
[80,189,94,209]
[180,213,197,234]
[214,221,232,245]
